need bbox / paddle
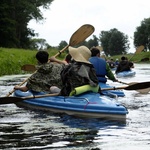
[1,82,149,105]
[21,64,36,72]
[101,81,150,91]
[54,24,95,57]
[5,78,29,97]
[117,80,150,94]
[0,93,59,104]
[129,45,144,61]
[6,24,95,97]
[21,24,95,72]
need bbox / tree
[99,28,130,56]
[0,0,53,48]
[86,35,99,48]
[134,18,150,51]
[29,38,50,50]
[76,35,99,49]
[58,40,68,50]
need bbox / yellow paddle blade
[135,45,144,54]
[69,24,95,46]
[54,24,95,57]
[21,64,36,71]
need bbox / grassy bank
[109,51,150,63]
[0,48,66,76]
[0,47,149,76]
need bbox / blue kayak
[116,70,136,78]
[111,67,116,71]
[99,82,125,97]
[14,90,128,121]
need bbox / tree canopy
[99,28,130,56]
[134,18,150,51]
[1,0,148,55]
[0,0,53,48]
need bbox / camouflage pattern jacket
[26,63,65,92]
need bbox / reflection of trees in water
[0,109,126,149]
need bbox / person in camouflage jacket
[14,51,67,93]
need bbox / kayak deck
[14,90,128,121]
[116,70,136,78]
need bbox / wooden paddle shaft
[102,81,150,91]
[101,86,127,91]
[0,93,59,104]
[54,45,69,57]
[6,78,28,97]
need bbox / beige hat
[69,46,91,64]
[96,46,103,51]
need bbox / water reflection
[0,103,126,149]
[0,111,126,149]
[0,64,150,149]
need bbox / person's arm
[14,86,28,92]
[115,63,121,73]
[106,63,118,82]
[49,56,68,65]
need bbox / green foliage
[0,47,149,76]
[30,38,51,50]
[73,35,99,49]
[0,48,37,76]
[134,18,150,51]
[47,48,67,59]
[99,28,130,56]
[109,51,150,63]
[58,41,68,50]
[0,47,67,76]
[0,0,54,48]
[86,35,99,48]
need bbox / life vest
[89,57,107,83]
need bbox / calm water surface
[0,64,150,150]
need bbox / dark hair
[129,62,133,67]
[36,51,49,64]
[90,47,100,56]
[65,54,72,63]
[121,56,126,61]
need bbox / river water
[0,64,150,150]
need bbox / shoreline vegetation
[0,47,150,76]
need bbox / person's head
[68,46,91,64]
[121,56,126,61]
[36,50,49,64]
[65,53,72,63]
[129,62,134,68]
[90,47,100,57]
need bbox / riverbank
[0,48,66,76]
[0,47,149,76]
[109,51,150,63]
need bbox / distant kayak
[116,70,136,78]
[111,67,116,71]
